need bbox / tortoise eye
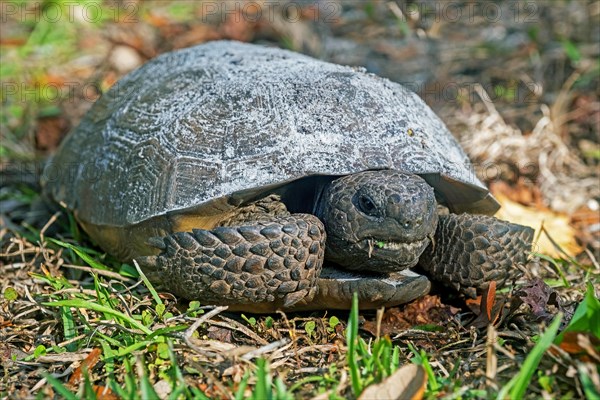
[357,195,379,217]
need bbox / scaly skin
[137,170,534,310]
[419,213,534,297]
[139,214,326,309]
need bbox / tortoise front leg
[419,214,534,297]
[137,214,326,311]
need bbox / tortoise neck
[313,178,337,220]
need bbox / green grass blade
[409,344,438,392]
[391,346,400,372]
[253,358,271,400]
[133,260,163,305]
[556,282,600,343]
[579,364,600,400]
[47,237,109,270]
[83,369,98,400]
[101,341,128,399]
[43,373,78,400]
[167,340,190,400]
[95,331,122,347]
[274,377,291,400]
[532,252,570,288]
[505,313,563,399]
[420,350,438,392]
[169,385,189,400]
[147,325,189,340]
[100,342,115,375]
[59,305,77,352]
[347,292,362,396]
[122,357,137,398]
[43,299,152,335]
[234,371,250,400]
[138,355,160,400]
[116,341,154,358]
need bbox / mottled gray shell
[45,40,498,227]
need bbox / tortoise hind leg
[137,214,326,311]
[419,214,534,297]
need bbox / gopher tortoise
[43,40,533,312]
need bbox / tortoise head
[317,170,438,272]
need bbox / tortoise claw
[147,236,166,250]
[137,255,159,270]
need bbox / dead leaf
[145,11,171,28]
[558,332,600,363]
[93,385,118,400]
[490,180,544,208]
[469,282,506,328]
[515,278,556,316]
[36,74,66,87]
[68,348,102,387]
[170,25,222,49]
[358,364,426,400]
[35,116,69,151]
[220,11,256,42]
[362,295,458,336]
[571,204,600,250]
[512,278,575,326]
[207,326,234,342]
[0,37,27,46]
[485,281,497,321]
[493,193,583,257]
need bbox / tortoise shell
[43,40,498,260]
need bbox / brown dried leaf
[207,326,234,343]
[93,385,118,400]
[0,37,27,46]
[35,116,69,151]
[171,25,222,49]
[490,180,544,208]
[402,295,459,325]
[220,12,256,42]
[469,282,505,328]
[358,364,426,400]
[37,74,67,87]
[145,12,171,28]
[362,296,458,336]
[513,278,572,325]
[558,332,600,363]
[516,278,557,315]
[493,193,583,257]
[571,205,600,250]
[485,281,497,321]
[68,348,102,387]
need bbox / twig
[184,306,229,356]
[216,315,269,345]
[485,324,498,389]
[61,264,135,282]
[39,211,61,245]
[241,338,290,361]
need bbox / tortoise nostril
[401,217,423,229]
